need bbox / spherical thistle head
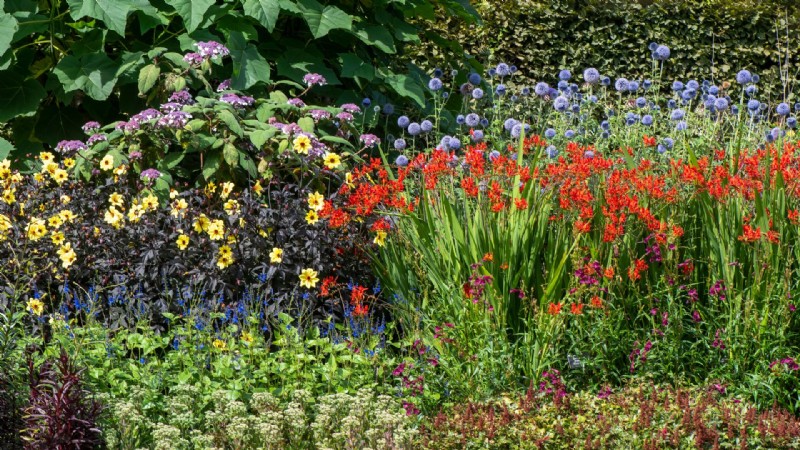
[641,115,654,126]
[558,69,571,81]
[777,102,791,116]
[583,68,600,84]
[554,96,569,112]
[736,70,752,85]
[654,45,670,61]
[397,115,410,128]
[407,122,421,136]
[545,128,556,139]
[469,72,482,85]
[394,139,407,151]
[395,154,409,166]
[615,78,629,92]
[472,88,484,99]
[428,78,443,91]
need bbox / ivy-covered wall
[412,0,800,96]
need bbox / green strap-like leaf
[165,0,214,33]
[242,0,280,32]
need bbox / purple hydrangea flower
[340,103,361,114]
[359,134,381,148]
[55,140,87,154]
[335,112,354,122]
[309,109,332,121]
[183,52,204,65]
[169,89,195,105]
[140,168,161,180]
[220,93,254,107]
[87,133,107,146]
[287,98,306,108]
[195,41,230,59]
[157,110,192,128]
[303,73,327,87]
[81,121,101,134]
[217,79,232,91]
[159,102,183,113]
[135,108,163,121]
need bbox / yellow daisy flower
[207,219,225,240]
[52,169,69,185]
[141,194,159,212]
[323,152,341,169]
[99,155,114,171]
[220,181,234,199]
[59,210,76,223]
[241,332,254,345]
[269,247,283,264]
[38,152,55,164]
[109,192,124,207]
[218,245,233,257]
[60,195,71,205]
[47,215,64,229]
[307,191,325,212]
[170,198,188,218]
[223,199,240,216]
[176,234,189,250]
[27,298,45,316]
[253,180,263,196]
[193,214,210,232]
[212,339,227,350]
[293,135,312,154]
[216,254,234,269]
[299,268,319,289]
[25,218,47,241]
[51,231,65,246]
[373,230,387,247]
[1,188,15,205]
[63,158,75,169]
[305,210,319,225]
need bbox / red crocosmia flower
[483,252,494,262]
[738,224,761,243]
[514,198,528,210]
[320,276,337,296]
[548,302,563,315]
[642,135,656,147]
[571,303,585,315]
[575,220,591,233]
[351,285,368,304]
[353,303,369,317]
[789,209,800,224]
[603,267,615,279]
[767,229,780,244]
[590,296,604,308]
[463,282,473,299]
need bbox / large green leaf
[353,24,396,54]
[227,31,270,89]
[52,53,119,100]
[275,47,339,85]
[296,0,352,39]
[137,63,160,95]
[382,72,425,107]
[0,137,13,161]
[243,0,280,32]
[165,0,214,33]
[339,53,374,80]
[0,68,46,122]
[0,14,19,57]
[66,0,131,35]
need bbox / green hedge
[411,0,800,97]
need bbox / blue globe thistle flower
[559,69,571,81]
[504,118,519,131]
[583,68,600,84]
[681,89,696,101]
[495,63,511,77]
[442,92,449,99]
[668,99,677,109]
[777,102,791,116]
[676,121,688,131]
[795,103,800,111]
[628,81,640,92]
[736,70,752,84]
[565,129,575,139]
[420,120,433,132]
[571,104,580,113]
[557,80,569,91]
[397,116,410,128]
[687,80,700,90]
[607,109,615,116]
[480,118,489,127]
[626,117,636,126]
[651,105,661,111]
[670,109,685,120]
[511,65,518,73]
[407,122,421,136]
[554,96,570,112]
[545,128,556,138]
[708,86,719,96]
[663,137,675,149]
[643,80,652,89]
[766,131,775,143]
[451,69,458,77]
[584,150,595,158]
[752,74,760,83]
[747,99,760,111]
[433,68,444,78]
[787,117,797,128]
[590,95,598,103]
[394,139,407,151]
[428,78,443,91]
[395,154,409,166]
[521,87,531,96]
[648,42,658,51]
[489,150,501,161]
[465,113,480,127]
[449,138,461,150]
[600,120,610,131]
[456,114,466,125]
[383,104,395,115]
[472,88,484,99]
[601,131,610,139]
[438,136,451,149]
[702,80,711,88]
[471,129,485,142]
[570,83,580,93]
[654,45,670,60]
[534,82,550,96]
[468,72,482,85]
[657,145,667,154]
[714,98,729,111]
[488,68,496,77]
[549,88,559,98]
[362,97,371,107]
[459,83,472,95]
[615,78,629,92]
[759,102,768,111]
[546,145,558,158]
[495,84,507,96]
[641,115,654,126]
[636,97,647,108]
[601,76,611,86]
[703,97,715,110]
[732,105,739,115]
[672,81,684,91]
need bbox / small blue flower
[648,42,658,51]
[479,118,489,127]
[657,145,667,154]
[394,139,407,151]
[511,124,524,138]
[777,102,791,116]
[489,150,501,161]
[668,99,677,109]
[571,104,580,113]
[408,122,421,136]
[534,82,550,96]
[471,130,484,142]
[643,80,652,89]
[787,117,797,128]
[676,121,688,131]
[636,97,647,108]
[428,78,443,91]
[504,118,519,130]
[687,80,700,90]
[583,68,600,84]
[456,114,466,125]
[472,88,484,99]
[747,99,760,111]
[714,98,729,111]
[449,137,461,150]
[628,81,640,92]
[362,97,371,107]
[614,78,629,92]
[558,69,571,81]
[584,150,595,158]
[383,104,394,115]
[495,84,507,96]
[395,154,409,166]
[681,89,696,101]
[421,120,433,132]
[708,86,719,96]
[564,129,575,139]
[601,131,610,139]
[469,72,482,85]
[546,145,558,158]
[753,74,760,83]
[672,81,684,91]
[397,116,410,128]
[495,63,511,77]
[557,80,569,91]
[745,85,757,97]
[663,137,675,149]
[641,115,653,126]
[601,76,611,86]
[465,113,480,127]
[545,128,556,138]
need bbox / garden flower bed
[1,37,799,448]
